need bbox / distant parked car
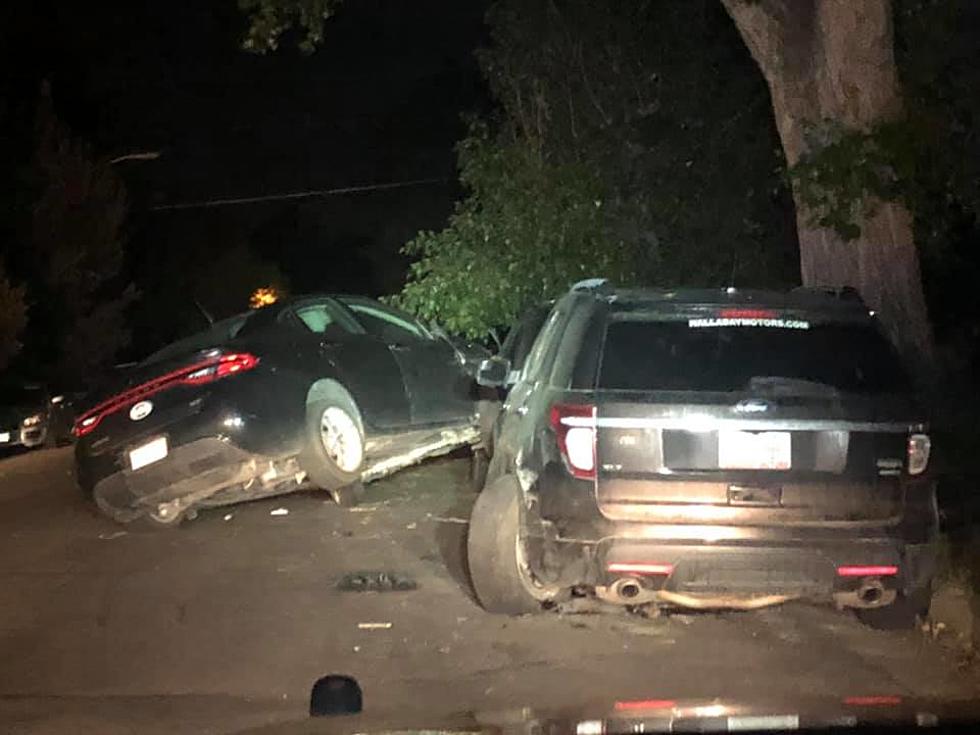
[468,279,938,631]
[73,294,479,527]
[0,381,75,450]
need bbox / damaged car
[74,294,479,527]
[468,280,938,629]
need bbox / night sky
[3,0,490,316]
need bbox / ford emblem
[734,398,770,414]
[129,400,154,421]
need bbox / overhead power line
[149,176,448,211]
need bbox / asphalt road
[0,447,977,733]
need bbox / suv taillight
[549,403,596,480]
[908,433,930,475]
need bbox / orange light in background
[250,287,279,309]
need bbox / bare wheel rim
[515,533,559,601]
[319,406,363,473]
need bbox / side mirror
[476,356,511,388]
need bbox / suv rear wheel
[467,475,560,614]
[856,584,932,630]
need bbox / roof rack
[570,277,613,295]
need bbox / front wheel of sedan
[300,397,365,495]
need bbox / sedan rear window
[598,317,910,394]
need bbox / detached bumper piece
[93,438,302,523]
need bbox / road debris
[270,507,289,516]
[348,502,386,513]
[338,571,418,592]
[223,514,234,521]
[427,513,468,524]
[357,622,393,630]
[405,522,417,530]
[98,531,127,540]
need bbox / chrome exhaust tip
[857,577,885,605]
[610,577,643,602]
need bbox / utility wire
[149,176,447,211]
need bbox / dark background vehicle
[468,281,938,630]
[0,381,73,450]
[74,294,478,527]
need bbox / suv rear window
[598,316,910,394]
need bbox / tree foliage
[393,129,639,337]
[0,261,27,371]
[32,84,136,382]
[395,0,796,334]
[238,0,341,53]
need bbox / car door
[338,297,471,426]
[288,299,412,430]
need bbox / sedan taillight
[907,433,930,475]
[182,353,260,386]
[549,403,596,480]
[73,352,260,437]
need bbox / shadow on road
[433,485,479,605]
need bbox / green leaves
[239,0,341,53]
[391,130,641,338]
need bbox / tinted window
[521,308,564,382]
[598,317,910,394]
[141,314,252,365]
[338,297,429,344]
[294,303,360,339]
[500,305,551,373]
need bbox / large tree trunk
[721,0,934,373]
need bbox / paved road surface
[0,448,976,732]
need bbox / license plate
[718,430,791,470]
[0,432,9,443]
[129,437,168,471]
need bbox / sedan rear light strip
[73,353,259,437]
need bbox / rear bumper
[549,533,937,608]
[90,437,293,522]
[536,471,939,606]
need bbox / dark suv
[468,280,937,629]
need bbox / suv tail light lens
[907,433,930,475]
[550,403,596,480]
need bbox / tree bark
[721,0,934,372]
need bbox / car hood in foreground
[241,694,980,734]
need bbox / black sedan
[74,295,479,527]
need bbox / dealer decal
[688,317,810,329]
